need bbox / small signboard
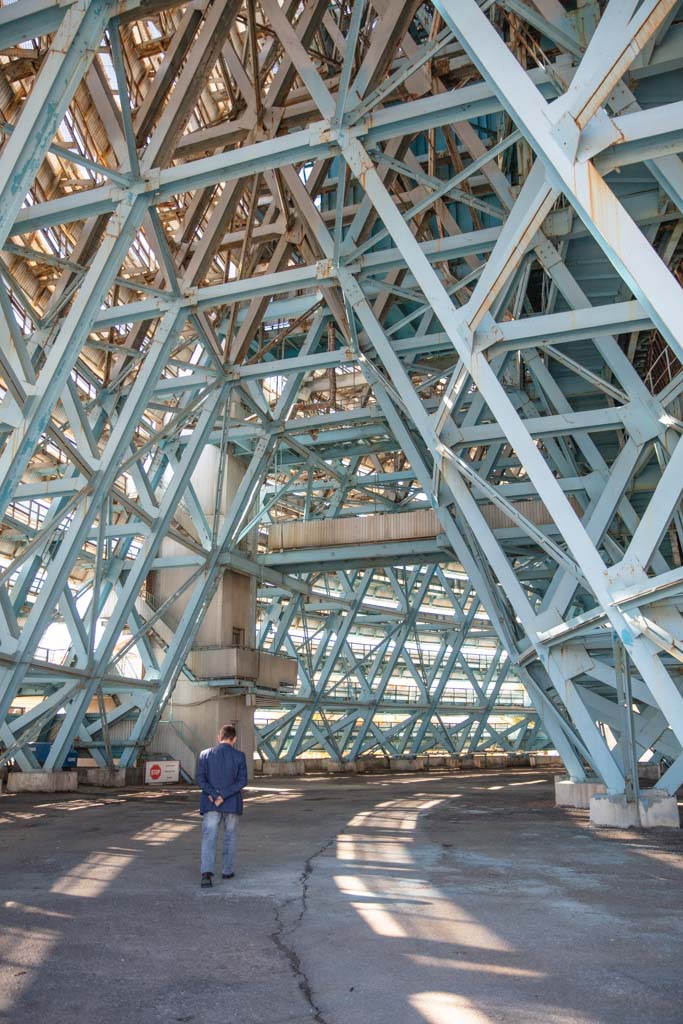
[144,760,180,784]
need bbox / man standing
[196,724,247,888]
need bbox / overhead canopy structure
[1,0,683,793]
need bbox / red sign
[145,759,180,784]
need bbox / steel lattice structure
[1,0,683,793]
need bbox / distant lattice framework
[256,563,546,760]
[1,1,683,790]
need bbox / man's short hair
[219,724,236,741]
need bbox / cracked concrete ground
[1,769,682,1024]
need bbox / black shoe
[222,872,234,880]
[201,872,213,888]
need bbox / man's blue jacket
[196,743,247,815]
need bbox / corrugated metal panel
[267,498,580,550]
[109,718,135,741]
[152,722,197,779]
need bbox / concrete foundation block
[296,759,360,775]
[261,761,305,777]
[485,753,509,768]
[509,753,531,766]
[640,792,680,828]
[590,791,680,829]
[555,777,606,809]
[428,755,461,770]
[78,767,128,787]
[358,756,389,772]
[530,754,565,768]
[388,757,426,772]
[7,771,78,793]
[323,760,356,774]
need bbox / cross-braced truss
[1,0,683,791]
[256,564,546,761]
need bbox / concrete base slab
[590,791,680,829]
[555,777,606,809]
[7,771,77,793]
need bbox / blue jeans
[201,811,238,875]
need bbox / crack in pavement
[271,833,339,1024]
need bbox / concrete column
[167,677,255,778]
[150,443,256,650]
[150,432,257,777]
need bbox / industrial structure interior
[2,0,683,1021]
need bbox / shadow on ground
[1,770,681,1024]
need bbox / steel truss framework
[1,0,683,791]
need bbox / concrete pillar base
[555,777,606,809]
[78,767,128,787]
[388,757,426,772]
[7,771,77,793]
[260,761,305,777]
[508,753,531,768]
[426,755,461,770]
[590,791,680,829]
[485,753,510,768]
[300,758,328,774]
[357,756,389,772]
[327,760,359,774]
